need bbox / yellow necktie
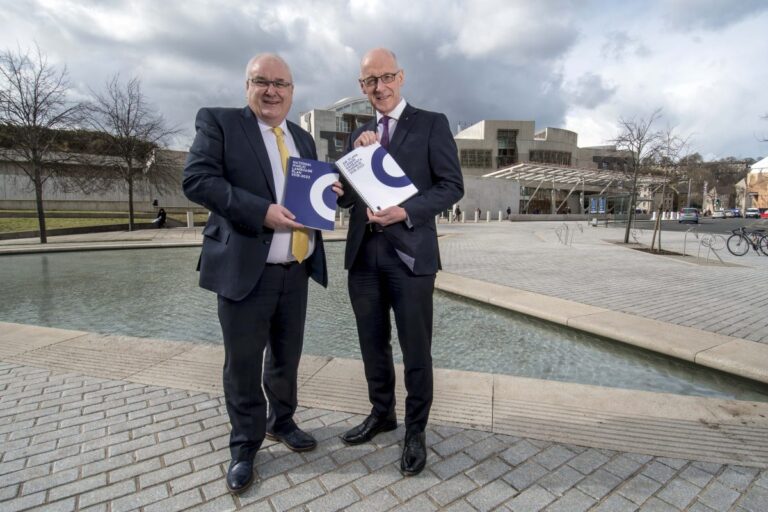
[272,126,309,263]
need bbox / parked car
[679,207,699,224]
[731,208,742,218]
[762,209,768,219]
[724,209,735,218]
[712,210,726,219]
[745,208,761,218]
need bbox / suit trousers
[348,230,435,433]
[217,261,309,462]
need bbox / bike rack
[682,227,698,257]
[697,234,726,264]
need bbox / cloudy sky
[1,0,767,160]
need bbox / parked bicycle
[726,227,768,256]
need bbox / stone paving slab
[1,361,768,511]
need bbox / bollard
[591,218,598,227]
[338,210,344,227]
[186,211,194,228]
[461,212,465,223]
[651,211,657,221]
[498,211,502,222]
[486,211,490,222]
[474,211,479,223]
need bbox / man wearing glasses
[338,48,464,475]
[183,53,342,494]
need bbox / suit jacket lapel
[287,121,312,159]
[239,106,277,202]
[388,103,417,157]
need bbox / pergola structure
[482,163,668,214]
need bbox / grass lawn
[0,217,130,233]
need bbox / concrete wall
[459,176,521,215]
[0,168,201,212]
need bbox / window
[496,129,518,167]
[529,150,572,166]
[460,149,492,168]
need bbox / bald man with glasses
[338,48,464,476]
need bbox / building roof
[483,163,666,187]
[750,156,768,173]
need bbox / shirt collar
[376,98,406,123]
[258,117,289,136]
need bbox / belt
[367,223,385,233]
[266,261,300,268]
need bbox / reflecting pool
[2,243,767,402]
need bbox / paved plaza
[1,221,768,511]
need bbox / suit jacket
[183,106,328,301]
[338,104,464,275]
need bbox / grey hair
[244,53,292,80]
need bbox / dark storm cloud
[568,73,616,109]
[662,0,768,31]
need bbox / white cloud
[0,0,765,159]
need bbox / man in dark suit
[183,53,342,494]
[338,48,464,476]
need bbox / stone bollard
[474,211,479,223]
[338,210,344,227]
[486,211,490,222]
[651,211,657,221]
[186,211,194,228]
[498,211,502,221]
[461,212,465,223]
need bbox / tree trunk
[127,174,135,231]
[33,166,47,244]
[623,166,639,243]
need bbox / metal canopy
[482,163,665,188]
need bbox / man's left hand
[367,206,407,226]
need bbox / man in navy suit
[183,53,342,494]
[338,48,464,475]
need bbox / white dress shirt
[257,118,315,263]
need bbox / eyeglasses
[248,77,292,90]
[359,70,401,89]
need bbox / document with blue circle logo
[284,157,340,231]
[335,143,419,212]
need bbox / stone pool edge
[435,272,768,385]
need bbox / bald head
[360,48,398,72]
[359,47,404,115]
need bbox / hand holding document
[334,143,418,212]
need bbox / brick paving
[437,222,768,344]
[1,362,767,511]
[2,222,768,510]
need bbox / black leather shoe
[265,427,317,452]
[341,414,397,445]
[401,431,426,476]
[226,460,254,494]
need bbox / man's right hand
[264,204,304,230]
[353,130,378,148]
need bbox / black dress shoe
[265,427,317,452]
[341,414,397,445]
[226,460,254,494]
[401,430,426,476]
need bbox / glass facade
[460,149,492,168]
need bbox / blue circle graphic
[371,147,411,188]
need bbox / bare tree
[612,108,663,244]
[0,44,85,243]
[87,75,179,230]
[649,126,691,252]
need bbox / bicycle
[726,227,768,256]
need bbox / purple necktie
[379,116,390,149]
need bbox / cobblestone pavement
[2,362,767,512]
[438,222,768,344]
